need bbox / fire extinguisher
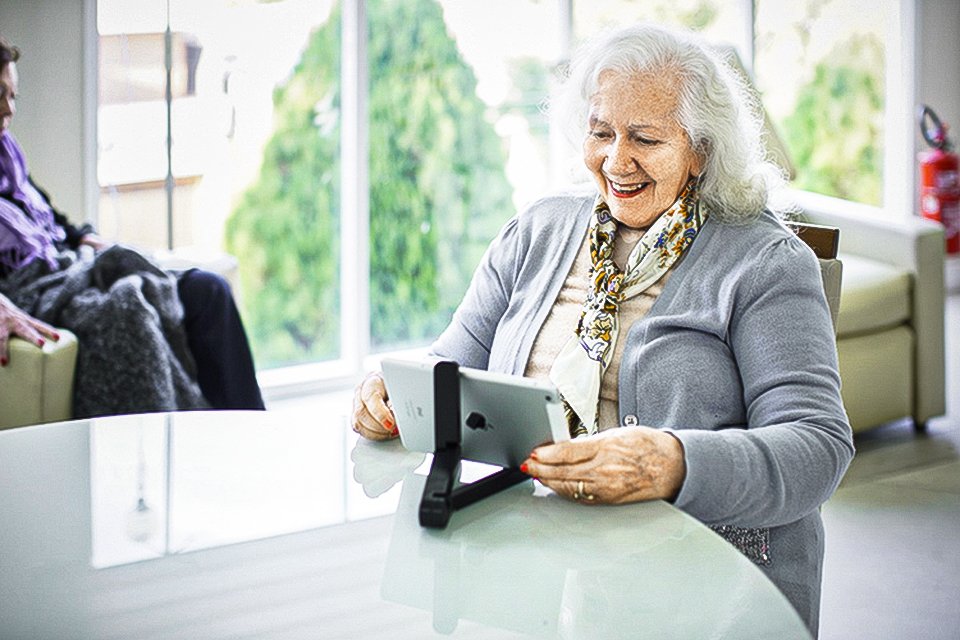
[918,105,960,254]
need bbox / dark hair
[0,35,20,66]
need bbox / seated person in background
[0,36,264,416]
[352,23,854,637]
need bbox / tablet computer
[381,358,569,468]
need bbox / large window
[98,0,340,371]
[96,0,905,389]
[754,0,896,207]
[573,0,751,50]
[364,0,561,352]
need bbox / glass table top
[0,411,811,639]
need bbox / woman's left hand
[521,426,687,505]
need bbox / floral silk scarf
[549,180,706,437]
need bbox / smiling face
[0,61,17,134]
[582,69,702,229]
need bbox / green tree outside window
[780,33,884,205]
[226,0,512,367]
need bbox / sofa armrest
[152,248,240,292]
[799,200,943,272]
[0,330,78,430]
[800,197,946,425]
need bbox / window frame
[89,0,918,401]
[266,0,919,399]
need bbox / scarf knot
[550,179,707,437]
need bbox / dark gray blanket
[0,245,208,418]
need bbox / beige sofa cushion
[837,325,914,433]
[836,254,911,337]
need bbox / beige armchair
[0,330,78,430]
[802,204,946,433]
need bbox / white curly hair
[554,23,787,222]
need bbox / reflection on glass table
[89,412,401,569]
[379,470,810,639]
[0,411,811,639]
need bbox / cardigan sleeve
[429,216,521,370]
[671,238,855,528]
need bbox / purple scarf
[0,131,65,273]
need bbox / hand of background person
[79,233,111,251]
[351,371,399,441]
[521,426,687,505]
[0,292,60,367]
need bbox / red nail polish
[0,357,7,367]
[37,338,45,347]
[384,418,394,430]
[520,463,529,473]
[53,332,61,341]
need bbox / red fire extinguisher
[918,105,960,254]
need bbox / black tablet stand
[418,360,529,529]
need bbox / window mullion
[83,0,98,228]
[884,0,915,217]
[340,0,370,374]
[163,1,175,250]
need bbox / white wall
[916,0,960,156]
[0,0,97,222]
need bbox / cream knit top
[523,224,667,431]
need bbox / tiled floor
[269,294,960,640]
[819,291,960,640]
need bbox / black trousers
[177,269,265,410]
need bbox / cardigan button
[623,414,638,427]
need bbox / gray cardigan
[431,186,854,635]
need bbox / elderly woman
[352,24,853,635]
[1,36,264,416]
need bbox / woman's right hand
[0,293,60,367]
[351,372,399,441]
